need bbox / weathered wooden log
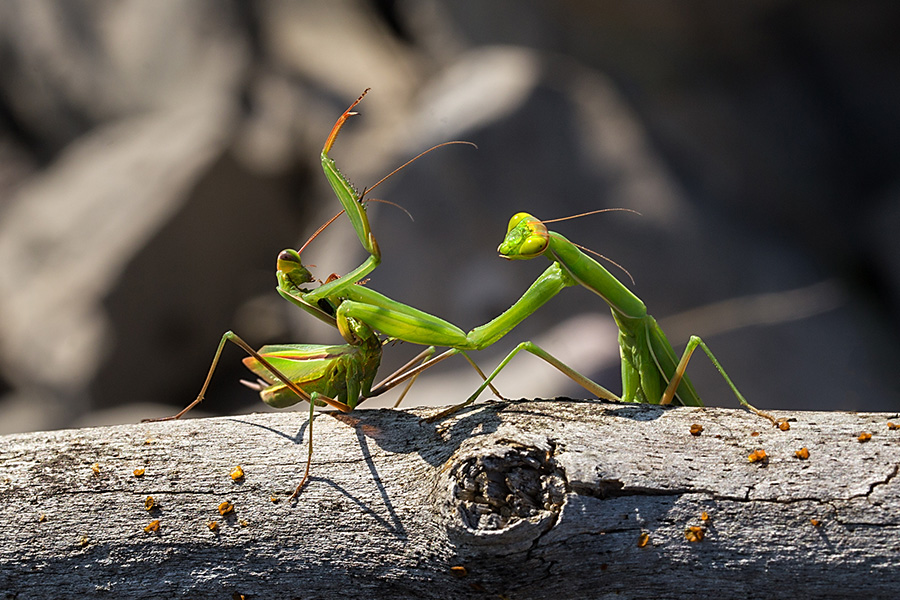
[1,398,898,599]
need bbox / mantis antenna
[541,208,642,286]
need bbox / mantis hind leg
[143,330,259,422]
[660,335,778,425]
[366,347,506,406]
[426,341,619,423]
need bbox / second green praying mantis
[426,211,778,424]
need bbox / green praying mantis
[428,211,778,424]
[149,89,777,498]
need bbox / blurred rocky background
[1,1,899,434]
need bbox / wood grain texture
[1,398,898,599]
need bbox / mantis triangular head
[498,212,549,260]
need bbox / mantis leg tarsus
[661,335,779,426]
[322,88,369,156]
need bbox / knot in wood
[450,445,565,532]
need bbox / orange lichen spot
[239,519,249,527]
[144,496,155,511]
[637,532,650,548]
[218,501,235,516]
[690,424,703,436]
[79,535,90,546]
[795,447,810,460]
[887,422,899,430]
[810,519,823,527]
[778,421,791,431]
[748,449,767,463]
[230,465,244,481]
[450,565,468,578]
[144,520,160,533]
[91,463,100,476]
[207,521,218,531]
[700,511,710,522]
[133,468,145,477]
[750,431,760,437]
[270,495,280,503]
[685,526,705,542]
[858,432,872,443]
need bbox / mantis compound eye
[277,249,301,265]
[519,232,549,256]
[277,249,314,285]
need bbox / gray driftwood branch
[2,398,899,599]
